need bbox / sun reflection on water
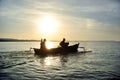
[36,56,64,67]
[44,57,54,66]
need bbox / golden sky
[0,0,120,41]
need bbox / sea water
[0,41,120,80]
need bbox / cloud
[1,0,120,24]
[0,0,120,40]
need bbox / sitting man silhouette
[59,38,69,47]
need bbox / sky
[0,0,120,41]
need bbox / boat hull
[33,43,79,56]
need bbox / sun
[46,41,54,49]
[37,15,59,34]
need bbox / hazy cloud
[0,0,120,40]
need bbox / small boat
[33,43,92,57]
[33,43,79,56]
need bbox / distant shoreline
[0,40,40,42]
[0,38,40,42]
[0,38,119,42]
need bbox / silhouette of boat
[33,43,92,57]
[33,43,80,56]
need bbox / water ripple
[0,42,120,80]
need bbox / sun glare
[44,57,53,65]
[37,15,59,35]
[46,41,54,49]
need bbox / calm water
[0,41,120,80]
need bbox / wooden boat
[33,43,92,57]
[33,43,79,56]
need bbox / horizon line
[0,38,120,42]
